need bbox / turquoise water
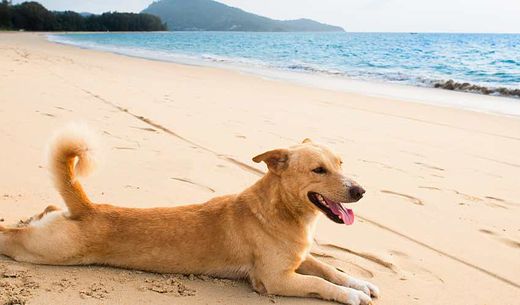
[49,32,520,97]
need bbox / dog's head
[253,139,364,225]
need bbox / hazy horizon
[11,0,520,34]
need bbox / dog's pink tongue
[326,199,355,225]
[339,206,355,225]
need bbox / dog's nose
[349,186,365,201]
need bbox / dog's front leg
[297,254,379,298]
[261,272,372,305]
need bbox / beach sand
[0,32,519,305]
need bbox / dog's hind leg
[18,205,62,227]
[0,226,42,263]
[31,205,62,222]
[0,210,83,265]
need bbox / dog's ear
[252,149,289,175]
[302,138,313,144]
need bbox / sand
[0,32,519,305]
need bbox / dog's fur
[0,128,379,305]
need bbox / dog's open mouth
[308,192,354,225]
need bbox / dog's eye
[312,167,327,174]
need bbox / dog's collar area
[307,192,354,225]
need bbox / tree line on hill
[0,1,166,31]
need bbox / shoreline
[1,32,519,305]
[47,32,520,118]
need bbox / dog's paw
[346,277,380,298]
[341,287,372,305]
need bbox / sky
[12,0,520,33]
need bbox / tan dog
[0,128,379,305]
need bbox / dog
[0,127,379,305]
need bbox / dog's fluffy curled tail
[48,124,98,217]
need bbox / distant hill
[79,12,94,17]
[142,0,344,32]
[0,1,166,31]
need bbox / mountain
[79,12,94,17]
[142,0,344,32]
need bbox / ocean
[48,32,520,113]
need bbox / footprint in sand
[170,177,215,193]
[485,196,505,202]
[479,229,520,249]
[359,159,405,173]
[501,239,520,249]
[114,146,137,150]
[311,250,374,278]
[313,240,398,274]
[103,130,141,149]
[485,196,518,208]
[450,190,482,202]
[221,156,264,176]
[312,251,375,279]
[131,126,158,133]
[414,162,444,171]
[35,110,56,118]
[388,250,409,258]
[418,186,441,191]
[421,188,509,209]
[388,250,445,283]
[451,190,509,209]
[380,190,423,206]
[124,185,141,190]
[54,106,73,112]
